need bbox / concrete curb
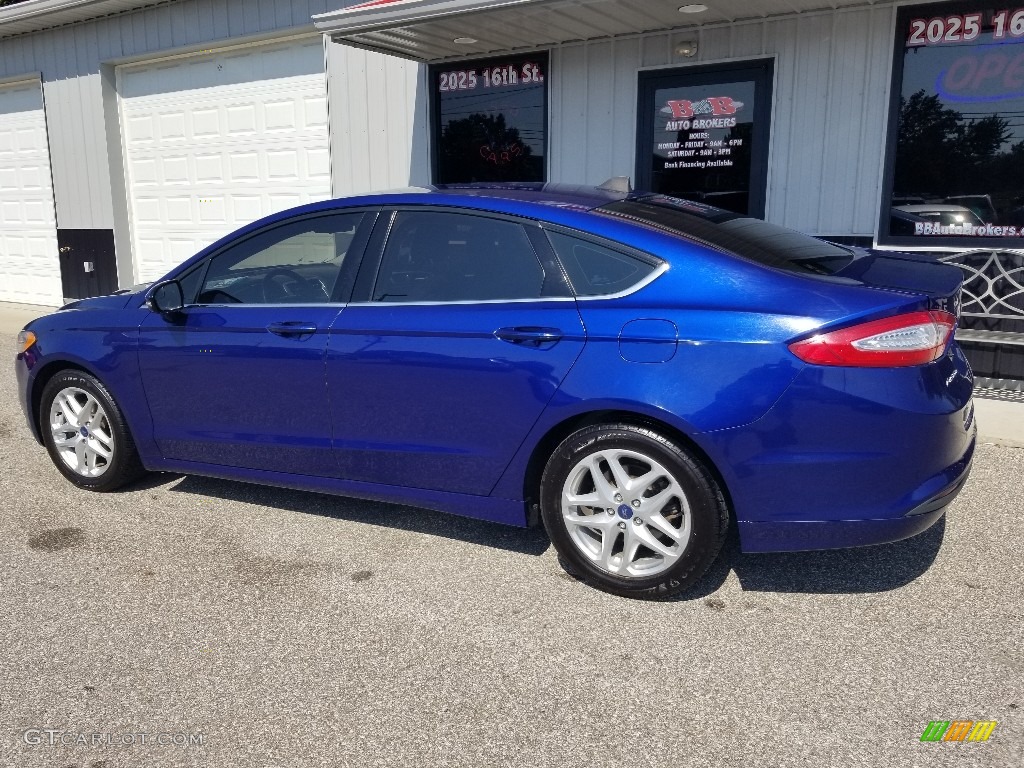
[972,398,1024,450]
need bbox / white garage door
[0,79,62,306]
[119,37,332,283]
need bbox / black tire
[39,370,146,492]
[540,423,729,599]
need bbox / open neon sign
[933,40,1024,102]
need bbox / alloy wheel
[48,386,115,478]
[560,448,691,578]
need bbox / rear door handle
[494,326,564,346]
[267,322,318,338]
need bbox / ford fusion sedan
[15,185,976,598]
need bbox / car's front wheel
[540,423,729,599]
[40,370,146,491]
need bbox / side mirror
[149,280,185,314]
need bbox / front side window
[177,261,206,305]
[882,2,1024,245]
[373,211,546,303]
[196,213,364,304]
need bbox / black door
[636,59,774,217]
[57,229,119,299]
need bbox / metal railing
[938,249,1024,389]
[939,249,1024,337]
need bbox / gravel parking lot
[1,329,1021,768]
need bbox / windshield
[599,196,856,276]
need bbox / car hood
[60,288,147,311]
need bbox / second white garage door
[119,36,332,283]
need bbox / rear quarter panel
[554,228,935,433]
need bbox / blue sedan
[14,184,976,598]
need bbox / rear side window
[373,211,546,303]
[546,231,659,297]
[600,197,855,276]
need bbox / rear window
[546,231,659,297]
[599,196,856,276]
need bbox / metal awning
[313,0,914,62]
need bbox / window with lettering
[432,53,548,183]
[635,61,774,219]
[883,1,1024,243]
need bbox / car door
[326,208,586,496]
[138,210,374,476]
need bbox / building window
[882,1,1024,245]
[636,60,774,218]
[431,53,548,184]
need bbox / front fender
[20,308,156,461]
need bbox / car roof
[359,182,631,211]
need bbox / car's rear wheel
[540,423,728,599]
[40,370,146,491]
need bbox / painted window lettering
[994,8,1024,37]
[437,62,544,92]
[664,97,743,133]
[438,70,478,91]
[908,8,1024,45]
[665,96,742,119]
[915,222,1019,236]
[908,13,983,45]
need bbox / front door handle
[494,326,564,347]
[267,322,318,338]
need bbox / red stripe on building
[348,0,412,11]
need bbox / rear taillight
[788,310,956,367]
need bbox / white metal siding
[119,37,332,282]
[549,4,897,237]
[0,0,424,296]
[0,78,61,306]
[327,41,431,195]
[0,0,423,231]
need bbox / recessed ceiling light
[679,4,709,12]
[453,37,477,44]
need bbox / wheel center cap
[79,426,89,438]
[617,504,633,520]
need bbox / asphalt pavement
[0,305,1021,768]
